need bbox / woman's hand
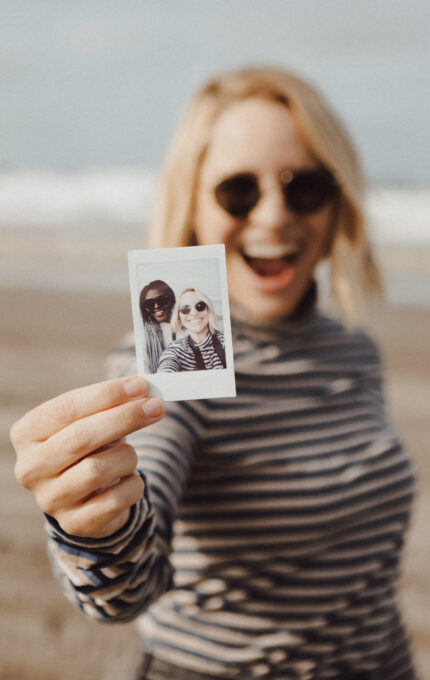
[10,377,164,539]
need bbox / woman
[139,280,176,373]
[157,288,226,372]
[11,67,415,680]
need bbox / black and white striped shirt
[158,330,225,372]
[46,311,415,679]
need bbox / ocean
[1,169,429,306]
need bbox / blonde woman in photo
[11,67,415,680]
[157,288,225,372]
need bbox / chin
[236,297,294,325]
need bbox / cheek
[194,199,241,246]
[306,210,335,257]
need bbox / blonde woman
[157,288,225,372]
[11,67,415,680]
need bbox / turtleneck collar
[230,281,318,336]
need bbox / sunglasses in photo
[144,294,171,311]
[179,301,208,315]
[214,168,339,218]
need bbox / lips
[240,241,303,291]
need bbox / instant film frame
[128,245,236,401]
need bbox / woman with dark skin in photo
[139,279,176,373]
[157,288,226,373]
[11,67,416,679]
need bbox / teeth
[243,243,299,259]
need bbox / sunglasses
[144,294,171,312]
[214,168,339,218]
[179,301,208,315]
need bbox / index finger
[11,377,149,444]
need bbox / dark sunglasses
[144,294,171,311]
[214,168,339,218]
[179,301,208,315]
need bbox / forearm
[45,470,173,622]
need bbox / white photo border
[128,245,236,401]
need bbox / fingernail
[142,398,164,420]
[124,377,147,397]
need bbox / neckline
[188,330,212,347]
[230,281,318,332]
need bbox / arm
[43,345,203,622]
[157,343,183,373]
[11,376,168,622]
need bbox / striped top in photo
[158,330,225,373]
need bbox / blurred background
[1,1,429,678]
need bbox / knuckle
[122,443,138,467]
[130,474,145,503]
[119,402,140,434]
[14,458,33,489]
[103,478,137,518]
[81,455,106,487]
[35,486,60,517]
[101,380,118,405]
[51,393,78,427]
[62,421,88,457]
[10,419,24,448]
[122,473,144,507]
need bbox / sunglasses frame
[214,167,339,219]
[179,300,208,316]
[144,294,171,312]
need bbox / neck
[231,281,317,327]
[190,328,209,344]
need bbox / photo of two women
[139,280,226,374]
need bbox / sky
[1,0,429,183]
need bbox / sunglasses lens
[180,301,208,315]
[145,294,169,311]
[285,170,338,214]
[215,173,259,218]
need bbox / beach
[1,247,429,678]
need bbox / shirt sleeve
[157,344,183,373]
[44,344,204,623]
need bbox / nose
[252,180,295,232]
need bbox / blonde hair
[149,66,381,323]
[171,288,218,337]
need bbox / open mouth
[241,242,302,282]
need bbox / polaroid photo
[128,245,236,401]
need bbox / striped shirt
[46,310,415,680]
[158,330,225,372]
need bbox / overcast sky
[1,0,429,183]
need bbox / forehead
[200,98,316,181]
[145,287,164,299]
[180,290,200,305]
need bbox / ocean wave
[0,168,429,245]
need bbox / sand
[1,286,429,679]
